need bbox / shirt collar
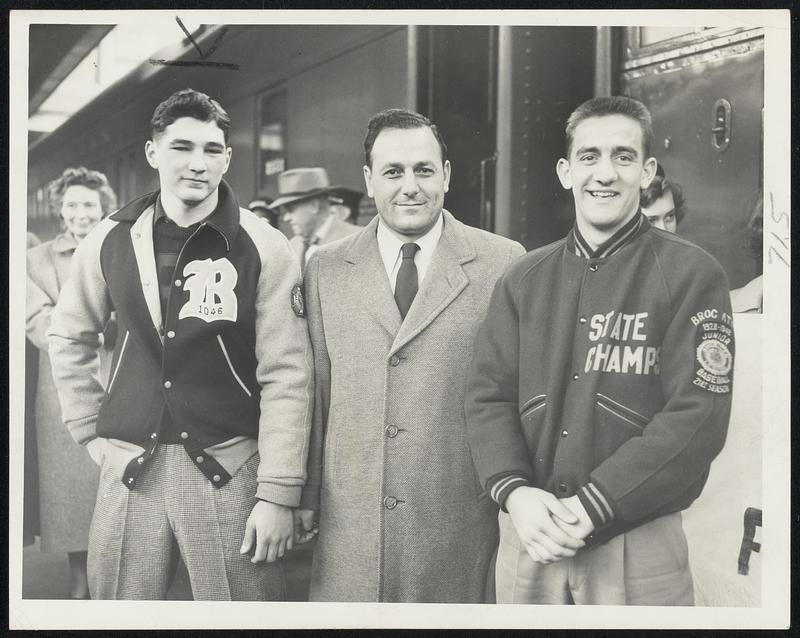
[113,179,241,251]
[376,211,444,273]
[571,211,646,259]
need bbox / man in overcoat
[295,108,525,602]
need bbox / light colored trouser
[87,444,285,600]
[496,510,694,605]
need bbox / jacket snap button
[167,330,176,339]
[390,355,400,367]
[212,474,221,482]
[127,477,135,485]
[137,456,144,464]
[560,429,568,438]
[579,316,587,324]
[196,456,204,463]
[386,425,399,438]
[558,483,568,493]
[150,432,158,439]
[180,431,189,440]
[163,380,172,389]
[174,279,182,287]
[383,496,398,509]
[572,373,579,380]
[589,263,599,272]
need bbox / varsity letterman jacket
[48,180,313,506]
[465,214,734,545]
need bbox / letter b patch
[178,258,238,323]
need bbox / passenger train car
[25,21,766,606]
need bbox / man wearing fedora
[270,168,360,270]
[295,108,526,602]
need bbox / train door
[416,26,497,231]
[620,26,764,291]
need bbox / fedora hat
[268,168,340,209]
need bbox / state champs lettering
[178,257,238,323]
[584,311,661,376]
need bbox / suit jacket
[289,215,361,262]
[300,210,525,602]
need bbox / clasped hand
[505,486,594,564]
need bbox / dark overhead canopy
[28,24,114,115]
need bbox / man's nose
[593,156,618,183]
[401,170,420,196]
[188,149,207,172]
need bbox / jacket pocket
[596,392,649,430]
[519,393,547,453]
[106,330,130,394]
[217,335,252,398]
[594,393,650,464]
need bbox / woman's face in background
[61,185,103,240]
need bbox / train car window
[258,89,288,198]
[638,26,710,48]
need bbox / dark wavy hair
[48,166,118,217]
[363,108,448,167]
[640,164,687,225]
[565,96,653,158]
[151,88,231,143]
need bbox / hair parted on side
[363,108,448,167]
[641,163,687,225]
[48,166,118,216]
[150,88,231,143]
[565,95,653,158]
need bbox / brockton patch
[691,308,734,394]
[291,283,306,318]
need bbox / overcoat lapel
[391,211,474,355]
[343,217,402,338]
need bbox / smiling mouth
[588,191,618,199]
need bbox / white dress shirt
[377,212,444,294]
[304,213,335,264]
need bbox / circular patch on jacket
[291,283,305,318]
[696,340,733,376]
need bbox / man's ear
[222,147,232,174]
[640,157,657,189]
[442,160,451,194]
[556,158,572,190]
[362,165,374,198]
[145,140,159,169]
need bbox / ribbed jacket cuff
[68,414,98,446]
[488,473,533,512]
[255,482,301,508]
[577,482,616,530]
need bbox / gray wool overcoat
[300,210,525,602]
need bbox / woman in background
[641,163,687,234]
[26,167,117,599]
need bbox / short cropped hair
[48,166,118,216]
[363,108,448,167]
[151,88,231,143]
[565,96,653,158]
[641,165,687,225]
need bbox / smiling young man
[466,96,735,605]
[48,89,313,600]
[295,108,525,602]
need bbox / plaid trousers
[87,444,285,600]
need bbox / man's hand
[293,508,318,545]
[553,494,595,541]
[85,437,107,466]
[505,486,585,564]
[240,500,294,563]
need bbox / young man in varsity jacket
[466,96,734,605]
[48,89,313,600]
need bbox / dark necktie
[394,242,420,320]
[299,236,318,274]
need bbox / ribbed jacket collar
[569,211,650,259]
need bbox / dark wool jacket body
[48,181,313,506]
[466,217,735,544]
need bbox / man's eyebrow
[613,145,639,157]
[574,145,600,156]
[205,141,225,149]
[169,138,194,146]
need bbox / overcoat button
[386,425,399,438]
[390,355,400,367]
[383,496,398,509]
